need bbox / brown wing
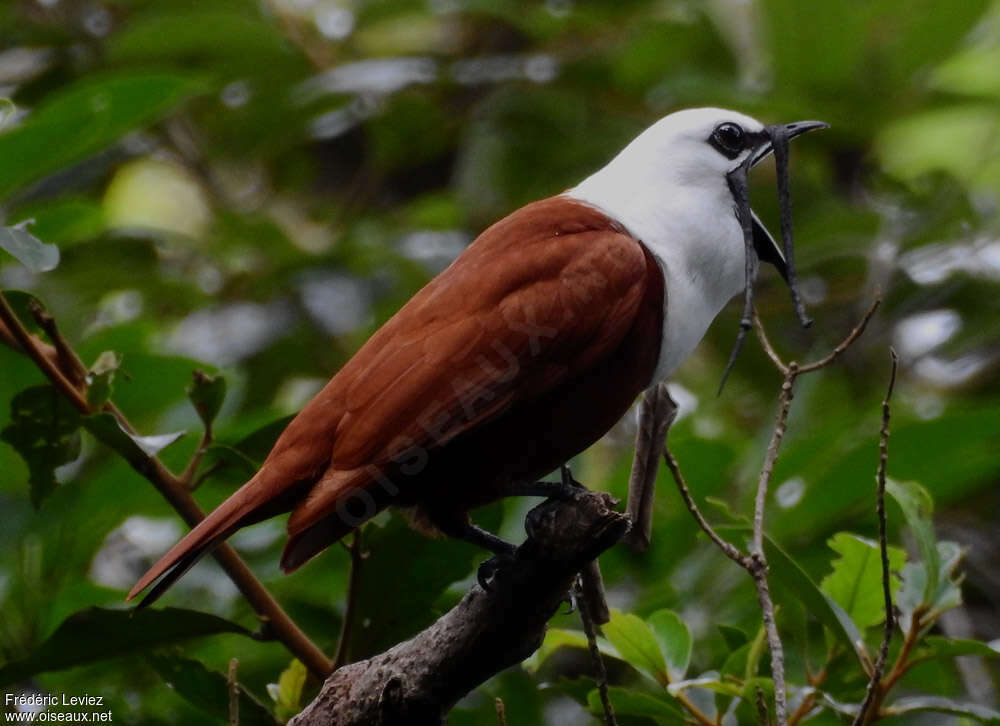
[129,196,655,601]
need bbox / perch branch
[0,288,332,678]
[290,490,629,726]
[333,531,366,669]
[656,299,880,726]
[852,349,899,726]
[576,577,617,726]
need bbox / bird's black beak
[746,120,828,281]
[719,118,827,393]
[751,120,828,168]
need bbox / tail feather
[127,481,263,604]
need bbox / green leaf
[0,607,255,686]
[897,560,928,635]
[884,695,1000,723]
[760,533,870,670]
[186,369,227,429]
[886,478,939,603]
[916,636,1000,662]
[586,687,686,725]
[666,670,739,698]
[267,659,308,722]
[0,71,204,200]
[925,540,965,620]
[602,609,668,684]
[648,609,692,681]
[82,411,185,466]
[897,541,965,634]
[820,533,905,630]
[86,351,121,408]
[148,652,278,726]
[1,385,81,508]
[718,624,749,652]
[0,220,60,272]
[523,628,594,673]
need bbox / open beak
[748,120,828,280]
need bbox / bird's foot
[477,550,517,591]
[510,465,587,503]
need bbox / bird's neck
[567,162,746,382]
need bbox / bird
[129,107,826,605]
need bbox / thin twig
[179,371,219,489]
[756,684,771,726]
[663,446,747,567]
[579,559,611,626]
[228,658,240,726]
[798,299,880,373]
[662,301,881,726]
[0,288,333,678]
[494,697,507,726]
[334,531,365,669]
[752,310,789,375]
[576,578,617,726]
[28,300,89,386]
[752,365,796,556]
[0,291,90,414]
[752,566,787,726]
[852,349,899,726]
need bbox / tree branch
[852,349,899,726]
[0,288,333,678]
[577,576,618,726]
[654,300,882,726]
[290,490,629,726]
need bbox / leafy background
[0,0,998,724]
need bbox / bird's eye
[710,122,746,158]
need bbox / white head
[568,107,804,223]
[568,106,825,279]
[567,106,826,382]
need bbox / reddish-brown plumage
[129,196,665,603]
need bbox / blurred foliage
[1,0,999,724]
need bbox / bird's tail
[127,473,307,608]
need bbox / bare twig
[334,531,366,669]
[752,310,789,375]
[494,698,507,726]
[756,684,771,726]
[852,349,899,726]
[576,578,617,726]
[658,301,882,726]
[624,382,676,551]
[0,288,333,678]
[753,365,796,556]
[579,559,611,626]
[228,658,240,726]
[751,561,787,725]
[179,370,220,489]
[663,444,746,567]
[0,291,91,414]
[27,300,88,386]
[798,299,880,373]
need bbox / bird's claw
[477,551,516,591]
